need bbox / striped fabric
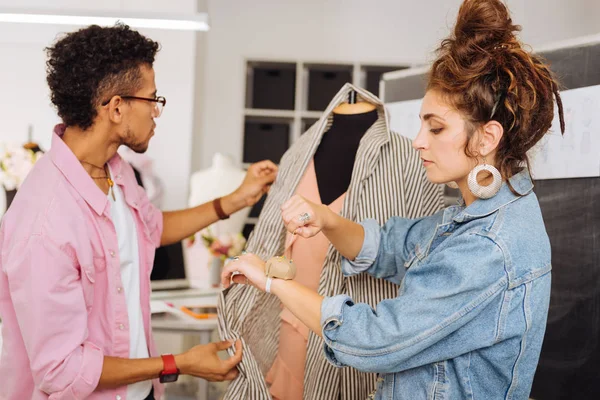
[218,83,445,400]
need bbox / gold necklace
[81,160,115,201]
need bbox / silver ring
[298,212,310,224]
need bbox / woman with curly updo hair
[222,1,565,399]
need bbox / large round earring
[467,158,502,199]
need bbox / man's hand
[175,340,243,382]
[233,160,278,207]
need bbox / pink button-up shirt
[0,125,165,400]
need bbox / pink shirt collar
[49,124,125,216]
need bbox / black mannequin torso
[313,109,378,205]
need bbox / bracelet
[265,277,273,293]
[213,197,230,220]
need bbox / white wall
[196,0,600,169]
[1,1,598,203]
[518,0,599,46]
[197,0,461,169]
[0,0,199,210]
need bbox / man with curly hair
[0,24,277,400]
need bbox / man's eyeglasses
[102,95,167,117]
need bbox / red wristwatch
[159,354,180,383]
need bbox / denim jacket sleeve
[342,214,439,285]
[322,231,508,373]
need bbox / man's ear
[105,96,125,124]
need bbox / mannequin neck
[332,101,377,115]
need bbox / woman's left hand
[221,253,268,291]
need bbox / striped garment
[218,83,445,400]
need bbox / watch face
[159,373,179,383]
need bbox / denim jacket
[320,169,551,400]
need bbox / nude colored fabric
[266,160,345,400]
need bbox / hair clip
[493,44,510,51]
[489,88,507,120]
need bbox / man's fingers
[258,159,278,171]
[224,340,243,368]
[215,340,235,351]
[223,368,240,381]
[258,172,277,185]
[251,160,278,175]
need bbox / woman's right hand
[281,195,330,238]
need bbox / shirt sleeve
[321,232,507,373]
[4,234,104,399]
[341,214,439,285]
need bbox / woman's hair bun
[452,0,521,54]
[427,0,565,184]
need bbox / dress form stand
[315,89,378,204]
[266,89,379,400]
[185,153,250,286]
[331,89,377,115]
[188,153,249,234]
[23,125,42,153]
[2,125,42,218]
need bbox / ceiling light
[0,8,209,31]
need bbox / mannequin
[218,83,445,400]
[265,90,379,400]
[188,153,250,235]
[314,94,378,204]
[2,126,43,217]
[184,153,250,286]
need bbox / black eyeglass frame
[101,95,167,108]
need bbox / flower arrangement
[189,228,247,261]
[0,143,43,191]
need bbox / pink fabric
[266,160,346,400]
[0,124,164,400]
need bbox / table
[151,288,220,400]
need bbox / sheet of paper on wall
[529,84,600,180]
[386,85,600,180]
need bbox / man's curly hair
[46,23,160,130]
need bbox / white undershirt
[109,179,152,399]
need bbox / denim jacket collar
[452,169,534,223]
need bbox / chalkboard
[382,41,600,399]
[531,177,600,399]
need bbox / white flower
[216,233,233,247]
[0,143,42,190]
[227,233,247,258]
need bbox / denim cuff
[341,219,381,276]
[321,295,354,367]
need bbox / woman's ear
[479,120,504,157]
